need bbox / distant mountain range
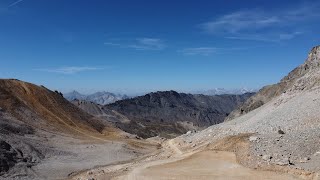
[64,88,255,105]
[64,91,129,105]
[194,88,256,95]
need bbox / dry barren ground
[135,151,300,180]
[71,137,304,180]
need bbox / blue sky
[0,0,319,94]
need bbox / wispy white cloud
[103,42,121,46]
[8,0,24,8]
[129,38,165,50]
[225,31,303,42]
[225,35,278,42]
[279,31,303,40]
[104,38,166,50]
[201,10,280,34]
[34,66,104,74]
[199,3,320,42]
[179,47,219,56]
[179,47,248,56]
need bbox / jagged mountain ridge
[64,90,129,105]
[105,91,254,138]
[194,88,256,96]
[64,90,86,101]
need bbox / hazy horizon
[60,86,257,96]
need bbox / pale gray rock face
[86,92,129,105]
[64,91,129,105]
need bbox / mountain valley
[71,46,320,180]
[1,47,320,180]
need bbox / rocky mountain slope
[0,80,113,136]
[176,45,320,177]
[104,91,253,138]
[64,91,129,105]
[0,79,137,179]
[226,46,320,121]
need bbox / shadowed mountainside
[104,91,253,138]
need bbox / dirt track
[72,139,302,180]
[131,151,300,180]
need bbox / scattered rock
[275,157,290,166]
[278,129,285,134]
[278,135,283,138]
[262,155,272,161]
[300,157,310,163]
[249,136,259,142]
[314,152,320,156]
[97,169,105,174]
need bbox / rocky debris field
[249,129,320,172]
[0,113,45,178]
